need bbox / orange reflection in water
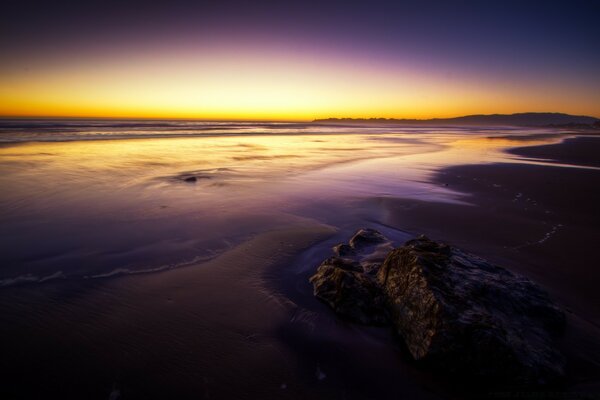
[0,131,564,221]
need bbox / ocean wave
[0,118,483,144]
[0,270,65,287]
[0,252,222,288]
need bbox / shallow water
[0,120,562,285]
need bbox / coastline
[0,223,342,399]
[507,136,600,168]
[1,133,599,399]
[366,135,600,395]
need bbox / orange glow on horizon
[2,47,599,120]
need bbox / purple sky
[2,0,599,118]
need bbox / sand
[1,133,599,399]
[507,136,600,167]
[0,222,441,399]
[369,135,600,395]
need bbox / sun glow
[1,44,598,120]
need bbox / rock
[310,257,388,325]
[183,176,197,183]
[310,231,566,385]
[332,243,355,257]
[361,262,382,276]
[349,228,387,249]
[311,229,393,325]
[378,235,565,384]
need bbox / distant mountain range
[314,113,600,127]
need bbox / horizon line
[1,111,599,122]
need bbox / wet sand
[0,224,336,399]
[507,136,600,167]
[1,132,599,399]
[0,222,440,400]
[371,135,600,395]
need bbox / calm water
[0,119,560,285]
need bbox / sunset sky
[1,0,599,120]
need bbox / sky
[1,0,599,120]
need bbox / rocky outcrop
[310,230,565,385]
[331,228,387,257]
[310,257,388,325]
[348,228,387,249]
[311,230,393,325]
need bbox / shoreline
[1,133,599,399]
[507,136,600,168]
[363,135,600,395]
[0,224,343,399]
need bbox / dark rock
[377,235,565,384]
[183,176,197,183]
[310,257,388,325]
[309,231,566,385]
[319,256,362,272]
[361,262,382,276]
[349,228,387,249]
[332,243,355,257]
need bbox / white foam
[0,270,65,287]
[0,251,223,288]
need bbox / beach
[0,122,599,399]
[373,136,600,396]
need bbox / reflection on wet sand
[2,124,597,400]
[0,128,564,284]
